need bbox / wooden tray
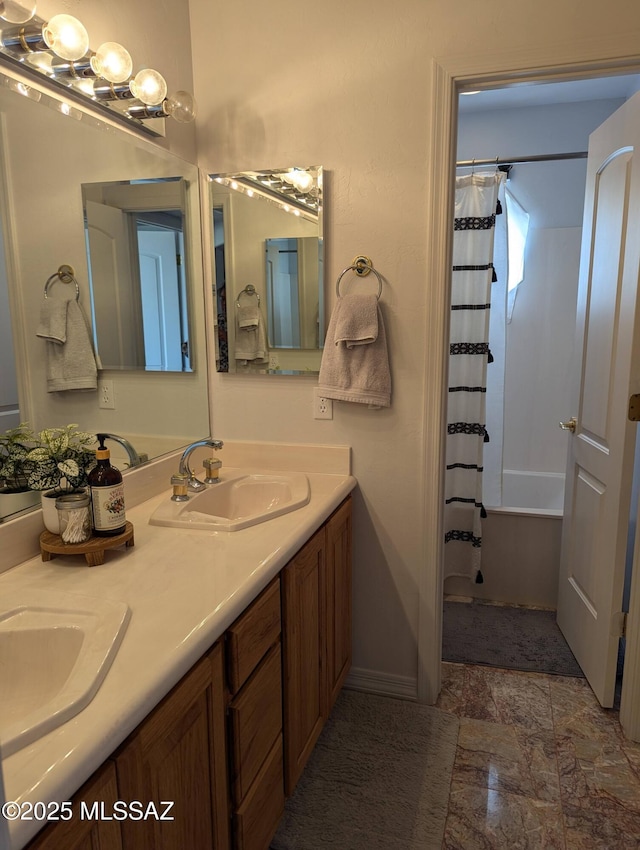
[40,521,134,566]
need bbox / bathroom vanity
[1,447,354,850]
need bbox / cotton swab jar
[55,491,92,544]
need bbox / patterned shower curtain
[444,172,503,582]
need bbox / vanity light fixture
[0,4,196,127]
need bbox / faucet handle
[203,457,222,484]
[170,472,190,502]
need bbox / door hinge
[614,611,628,639]
[629,394,640,421]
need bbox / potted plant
[26,424,97,532]
[0,423,40,520]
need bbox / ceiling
[458,74,640,112]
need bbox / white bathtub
[445,469,565,607]
[490,469,565,516]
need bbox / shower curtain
[444,172,503,582]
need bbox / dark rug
[443,600,584,677]
[271,689,459,850]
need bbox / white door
[557,91,640,707]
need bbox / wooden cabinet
[325,497,353,712]
[115,643,230,850]
[27,761,123,850]
[281,496,352,794]
[25,496,352,850]
[225,578,284,850]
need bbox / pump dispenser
[88,434,126,536]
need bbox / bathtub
[444,470,565,608]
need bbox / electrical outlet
[313,388,333,420]
[99,379,115,409]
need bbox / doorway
[443,74,640,685]
[422,64,640,741]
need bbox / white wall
[189,0,640,696]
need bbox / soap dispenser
[88,434,126,536]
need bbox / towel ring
[44,264,80,301]
[236,283,260,308]
[335,263,383,300]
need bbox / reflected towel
[318,294,391,408]
[235,310,268,363]
[237,303,260,329]
[36,297,98,392]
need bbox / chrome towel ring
[335,256,383,299]
[236,283,261,308]
[44,264,80,301]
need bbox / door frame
[419,42,640,739]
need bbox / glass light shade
[90,42,132,84]
[163,90,197,123]
[42,14,89,62]
[129,68,167,106]
[0,0,36,24]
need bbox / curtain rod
[456,151,588,167]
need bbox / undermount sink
[0,589,130,758]
[149,470,311,531]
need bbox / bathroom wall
[189,0,640,696]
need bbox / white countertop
[1,461,355,850]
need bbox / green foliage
[26,424,96,492]
[0,423,34,491]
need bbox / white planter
[0,488,40,521]
[40,489,64,534]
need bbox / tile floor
[436,663,640,849]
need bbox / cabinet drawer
[234,735,284,850]
[226,577,281,693]
[229,642,282,804]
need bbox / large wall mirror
[209,166,324,375]
[0,66,210,521]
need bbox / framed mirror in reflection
[0,65,210,523]
[82,177,192,372]
[209,166,324,375]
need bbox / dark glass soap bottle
[88,434,126,536]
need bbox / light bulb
[289,169,314,192]
[0,0,36,23]
[129,68,167,106]
[42,14,89,62]
[90,42,132,84]
[163,90,197,123]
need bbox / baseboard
[344,667,418,701]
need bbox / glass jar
[55,491,91,544]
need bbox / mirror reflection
[0,68,210,522]
[209,166,324,375]
[82,177,193,372]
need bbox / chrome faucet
[98,432,146,468]
[175,439,224,495]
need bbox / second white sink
[149,470,310,531]
[0,590,130,758]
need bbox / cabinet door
[325,496,352,711]
[116,648,229,850]
[27,761,122,850]
[281,525,326,794]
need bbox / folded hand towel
[333,293,379,347]
[235,309,268,363]
[36,297,68,344]
[318,294,391,408]
[37,297,98,392]
[237,303,260,329]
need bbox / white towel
[237,303,259,329]
[235,309,268,364]
[318,294,391,408]
[36,297,98,392]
